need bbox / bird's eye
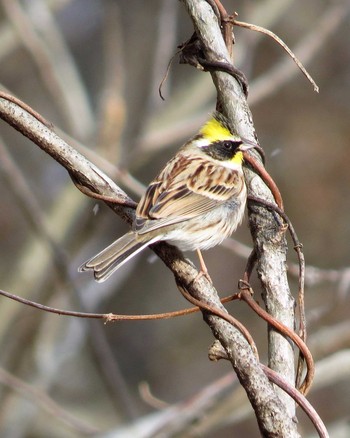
[223,141,232,150]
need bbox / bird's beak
[239,137,258,151]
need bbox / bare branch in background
[1,0,94,138]
[249,3,349,104]
[0,367,99,435]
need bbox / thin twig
[0,287,238,323]
[177,283,259,359]
[71,179,138,208]
[239,286,314,395]
[249,3,348,105]
[209,343,327,437]
[150,0,179,106]
[212,0,234,59]
[244,152,284,210]
[243,249,258,282]
[0,90,52,128]
[139,382,169,409]
[261,365,329,438]
[232,19,319,92]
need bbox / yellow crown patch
[200,117,232,142]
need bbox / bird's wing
[135,153,244,234]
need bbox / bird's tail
[79,232,157,282]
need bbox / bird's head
[196,112,257,165]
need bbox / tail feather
[79,232,158,282]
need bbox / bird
[79,112,256,282]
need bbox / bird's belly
[165,198,246,251]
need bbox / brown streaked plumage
[79,113,256,282]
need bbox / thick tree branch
[182,0,298,435]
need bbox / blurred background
[0,0,349,436]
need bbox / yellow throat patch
[231,151,243,165]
